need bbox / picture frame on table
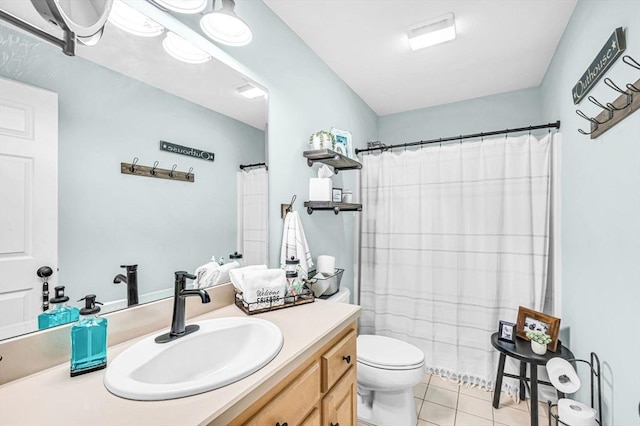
[498,320,516,343]
[516,306,561,352]
[332,188,342,202]
[330,128,353,158]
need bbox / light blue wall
[540,1,640,425]
[218,1,379,296]
[0,25,265,304]
[379,87,543,143]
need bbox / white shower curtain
[360,134,554,395]
[237,168,268,266]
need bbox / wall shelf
[303,149,362,173]
[304,201,362,215]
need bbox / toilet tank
[322,287,350,303]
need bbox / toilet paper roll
[558,398,597,426]
[546,358,581,394]
[310,273,331,298]
[316,255,335,274]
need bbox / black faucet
[113,264,139,307]
[155,271,211,343]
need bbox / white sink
[104,317,283,400]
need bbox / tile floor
[357,374,553,426]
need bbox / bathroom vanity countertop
[0,300,361,426]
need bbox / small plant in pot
[527,330,551,355]
[309,130,336,150]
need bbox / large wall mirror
[0,1,268,340]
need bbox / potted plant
[527,330,552,355]
[309,130,335,150]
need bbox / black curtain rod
[239,162,268,170]
[355,121,561,155]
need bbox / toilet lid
[357,335,425,370]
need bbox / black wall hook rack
[120,158,195,182]
[578,55,640,139]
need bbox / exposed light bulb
[162,31,212,64]
[108,0,164,37]
[200,0,252,47]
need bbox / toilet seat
[357,335,424,370]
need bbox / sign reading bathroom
[160,141,215,162]
[572,27,626,105]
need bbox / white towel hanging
[280,211,313,278]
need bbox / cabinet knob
[275,423,288,426]
[343,355,351,364]
[330,423,340,426]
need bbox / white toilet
[322,288,426,426]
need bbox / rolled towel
[242,269,286,311]
[229,264,268,293]
[193,261,220,289]
[214,261,240,285]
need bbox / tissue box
[309,178,332,201]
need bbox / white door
[0,77,58,339]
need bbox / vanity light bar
[108,0,164,37]
[150,0,208,14]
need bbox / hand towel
[214,261,240,285]
[230,264,268,293]
[280,211,313,279]
[193,260,220,289]
[242,269,286,311]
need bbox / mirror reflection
[0,4,268,340]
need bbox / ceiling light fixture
[150,0,208,14]
[200,0,253,47]
[236,83,266,99]
[108,0,164,37]
[407,12,456,51]
[162,31,212,64]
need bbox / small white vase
[531,340,547,355]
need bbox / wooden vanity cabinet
[230,322,357,426]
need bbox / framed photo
[498,320,516,343]
[516,306,561,352]
[330,128,353,158]
[332,188,342,202]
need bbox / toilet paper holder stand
[546,352,602,426]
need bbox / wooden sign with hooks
[120,158,195,182]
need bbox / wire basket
[308,268,344,297]
[234,284,315,315]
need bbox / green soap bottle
[70,295,107,377]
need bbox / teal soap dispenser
[70,295,107,377]
[37,286,80,330]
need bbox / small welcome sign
[572,27,626,105]
[160,140,214,162]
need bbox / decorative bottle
[37,286,80,330]
[70,295,107,377]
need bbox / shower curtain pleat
[237,168,268,266]
[360,134,553,396]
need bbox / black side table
[491,332,575,426]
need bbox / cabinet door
[321,330,356,392]
[300,406,321,426]
[322,366,356,426]
[245,361,321,426]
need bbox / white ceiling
[264,0,577,116]
[0,1,267,130]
